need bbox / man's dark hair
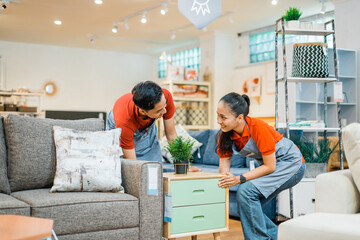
[132,81,163,110]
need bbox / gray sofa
[0,114,163,240]
[162,129,276,220]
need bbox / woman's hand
[218,172,240,187]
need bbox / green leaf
[164,136,195,163]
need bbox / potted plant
[291,136,339,178]
[165,136,195,174]
[282,7,302,29]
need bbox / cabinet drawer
[171,179,225,207]
[171,203,225,235]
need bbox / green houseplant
[291,135,339,177]
[165,136,195,174]
[282,7,302,29]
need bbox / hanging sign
[178,0,222,30]
[333,82,343,103]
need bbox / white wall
[333,0,360,122]
[0,41,153,113]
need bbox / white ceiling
[0,0,334,54]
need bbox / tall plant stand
[274,18,343,219]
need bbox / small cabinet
[163,172,229,239]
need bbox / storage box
[17,106,37,112]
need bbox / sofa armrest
[121,159,163,240]
[315,169,360,214]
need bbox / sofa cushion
[0,193,30,216]
[4,114,104,192]
[51,126,123,193]
[188,129,210,164]
[0,117,11,194]
[59,228,139,240]
[11,189,139,235]
[342,123,360,193]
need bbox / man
[106,81,200,171]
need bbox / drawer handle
[192,215,205,221]
[192,189,205,194]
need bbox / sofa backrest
[0,117,11,194]
[189,129,247,168]
[4,114,105,192]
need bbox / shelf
[0,111,44,115]
[318,102,356,105]
[183,125,210,130]
[277,126,340,132]
[296,100,317,104]
[160,80,210,86]
[173,97,210,102]
[330,75,356,79]
[277,77,337,83]
[276,29,334,36]
[0,91,44,97]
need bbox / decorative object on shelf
[290,135,339,178]
[174,102,187,125]
[43,82,57,96]
[187,102,208,126]
[292,43,329,78]
[282,7,302,29]
[166,65,184,81]
[312,22,325,31]
[241,77,261,104]
[165,136,195,174]
[202,66,212,82]
[184,67,198,81]
[300,21,312,30]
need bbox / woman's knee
[236,181,261,203]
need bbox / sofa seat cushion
[4,114,105,192]
[11,189,139,235]
[278,212,360,240]
[0,193,30,216]
[0,117,10,194]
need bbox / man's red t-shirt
[112,88,175,150]
[217,116,284,158]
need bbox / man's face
[144,94,167,119]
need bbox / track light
[90,38,95,45]
[141,12,147,24]
[1,4,6,9]
[112,25,118,33]
[170,31,176,40]
[94,0,103,5]
[124,19,129,30]
[160,2,168,15]
[271,0,278,5]
[320,0,326,14]
[54,20,62,25]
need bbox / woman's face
[217,101,242,132]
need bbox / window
[158,47,201,79]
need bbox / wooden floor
[175,218,244,240]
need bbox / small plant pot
[287,20,300,29]
[312,23,325,31]
[174,163,189,175]
[300,21,312,30]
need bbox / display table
[0,215,55,240]
[163,172,229,240]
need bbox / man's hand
[189,166,202,172]
[218,172,240,188]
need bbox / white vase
[313,23,325,31]
[300,21,312,30]
[287,20,300,29]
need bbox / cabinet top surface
[163,172,223,180]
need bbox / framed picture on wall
[166,65,184,81]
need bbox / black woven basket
[292,42,329,78]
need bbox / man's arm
[122,148,137,160]
[164,117,177,141]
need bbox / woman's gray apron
[106,110,162,162]
[233,123,302,198]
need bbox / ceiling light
[1,4,6,9]
[54,20,62,25]
[90,38,95,45]
[320,0,326,14]
[170,31,176,40]
[124,19,129,30]
[94,0,103,5]
[160,2,168,15]
[112,25,118,33]
[228,13,234,24]
[271,0,278,5]
[141,12,147,24]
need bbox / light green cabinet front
[170,178,225,207]
[170,203,226,235]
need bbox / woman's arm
[219,157,231,174]
[218,152,276,188]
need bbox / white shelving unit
[0,91,45,118]
[160,80,211,130]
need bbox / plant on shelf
[165,136,195,175]
[282,7,302,29]
[291,135,339,177]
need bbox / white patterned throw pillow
[160,124,202,163]
[50,126,123,193]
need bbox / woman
[216,92,305,240]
